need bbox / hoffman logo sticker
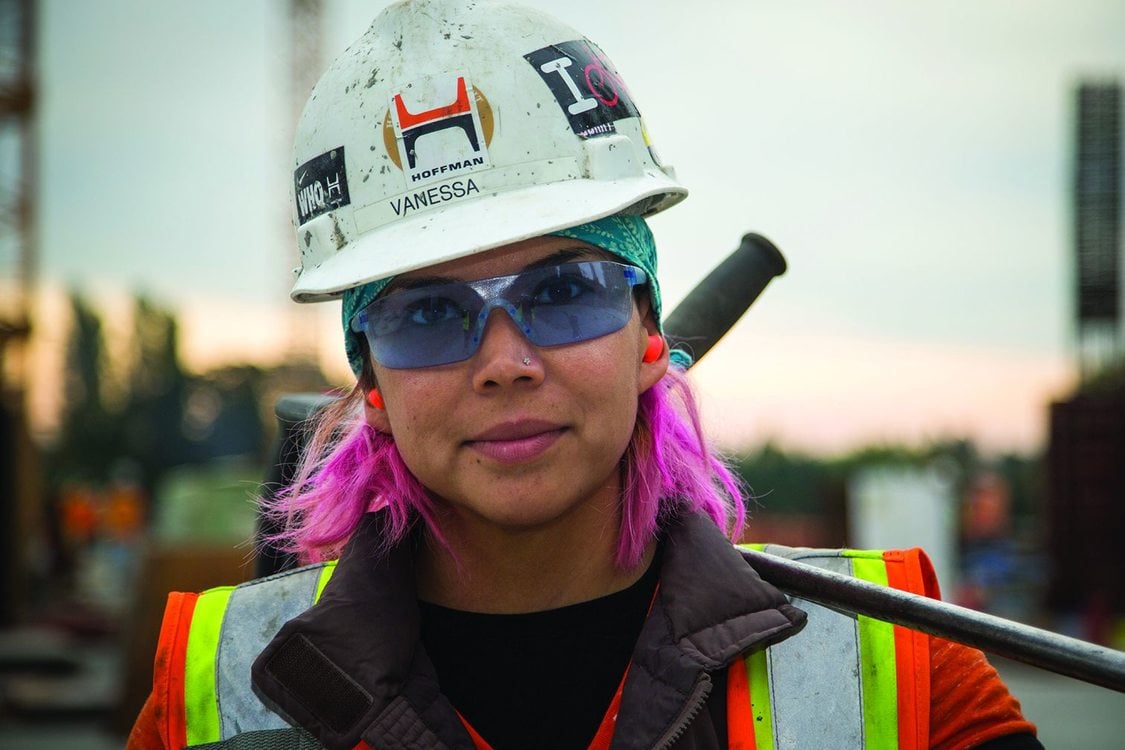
[525,40,640,139]
[383,75,494,186]
[294,147,351,226]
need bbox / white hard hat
[290,0,686,302]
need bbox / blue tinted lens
[351,261,646,369]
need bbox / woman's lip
[466,421,566,463]
[467,429,564,463]
[468,419,564,442]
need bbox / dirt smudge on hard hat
[365,68,380,89]
[331,218,346,250]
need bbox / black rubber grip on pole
[663,233,787,368]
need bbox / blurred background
[1,0,1124,746]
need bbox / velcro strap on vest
[263,632,375,735]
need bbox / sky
[30,0,1125,454]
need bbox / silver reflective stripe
[214,565,328,740]
[758,545,865,749]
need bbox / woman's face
[365,235,668,538]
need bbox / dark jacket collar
[252,510,805,750]
[614,512,806,749]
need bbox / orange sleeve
[928,637,1037,750]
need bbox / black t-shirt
[418,551,661,750]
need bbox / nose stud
[522,357,532,366]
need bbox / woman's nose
[470,308,544,391]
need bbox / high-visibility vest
[154,545,936,749]
[728,544,936,750]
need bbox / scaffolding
[285,0,326,364]
[1074,81,1122,379]
[0,0,39,624]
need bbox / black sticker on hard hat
[294,147,351,226]
[525,40,640,139]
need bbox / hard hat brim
[290,173,685,302]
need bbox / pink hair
[265,366,745,568]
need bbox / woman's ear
[362,385,393,434]
[359,355,394,434]
[637,313,669,393]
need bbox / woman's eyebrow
[523,247,601,270]
[390,247,602,291]
[391,274,457,291]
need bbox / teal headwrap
[341,214,691,374]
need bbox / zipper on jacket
[652,672,712,750]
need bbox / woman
[130,1,1041,748]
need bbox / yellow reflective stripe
[739,544,774,748]
[314,560,337,603]
[184,585,235,746]
[748,648,775,750]
[846,553,899,750]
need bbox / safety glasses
[351,260,647,369]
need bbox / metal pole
[743,548,1125,693]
